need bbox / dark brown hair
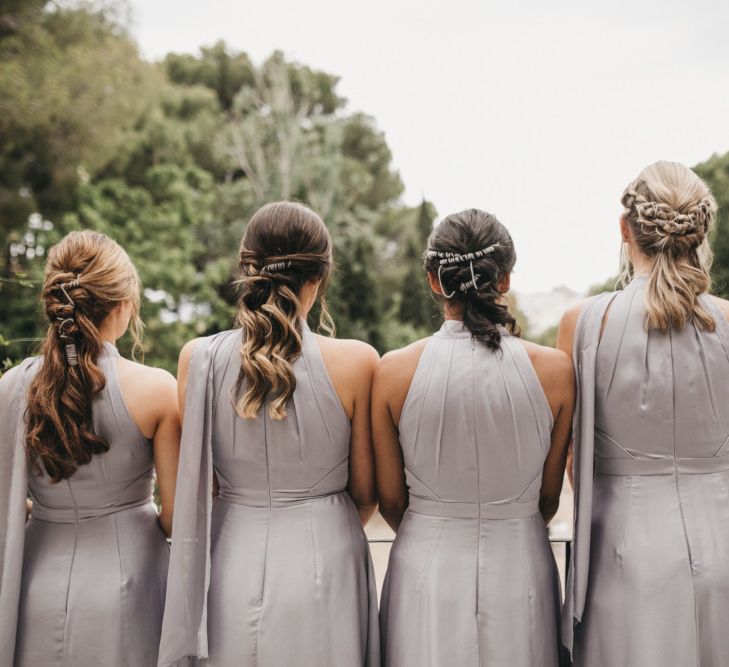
[235,201,333,419]
[26,230,142,482]
[424,208,519,349]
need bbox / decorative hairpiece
[51,275,82,366]
[426,243,500,265]
[261,260,292,273]
[427,243,500,299]
[634,199,711,239]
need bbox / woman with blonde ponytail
[0,230,181,666]
[559,161,729,666]
[159,201,380,666]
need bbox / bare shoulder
[519,339,574,385]
[559,298,589,333]
[117,358,177,400]
[178,337,203,371]
[708,294,729,323]
[376,337,430,384]
[314,334,380,373]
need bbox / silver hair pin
[426,243,501,265]
[56,317,79,367]
[52,276,82,367]
[437,264,456,298]
[429,243,501,297]
[262,260,292,273]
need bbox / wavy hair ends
[425,209,519,350]
[620,161,718,332]
[234,201,333,420]
[25,230,142,482]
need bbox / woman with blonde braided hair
[558,161,729,665]
[159,201,380,666]
[373,209,573,666]
[0,230,181,666]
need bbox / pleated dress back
[15,342,169,667]
[380,319,564,667]
[570,275,729,666]
[188,323,379,666]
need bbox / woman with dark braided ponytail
[0,230,181,666]
[373,209,573,666]
[159,201,380,666]
[559,161,729,666]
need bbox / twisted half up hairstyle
[620,161,718,332]
[26,230,142,482]
[235,201,334,420]
[425,209,519,350]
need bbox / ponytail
[234,202,333,420]
[621,161,717,332]
[26,231,142,482]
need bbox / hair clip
[64,343,79,366]
[262,260,292,273]
[437,264,455,298]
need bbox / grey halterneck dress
[564,275,729,666]
[0,343,169,667]
[158,323,379,666]
[379,320,564,667]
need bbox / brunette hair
[425,208,519,349]
[234,201,333,419]
[25,230,142,482]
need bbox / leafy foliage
[0,1,444,372]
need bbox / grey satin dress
[5,343,169,666]
[379,320,564,667]
[566,275,729,666]
[158,323,379,666]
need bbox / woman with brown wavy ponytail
[558,162,729,666]
[373,209,574,666]
[0,230,181,667]
[159,201,380,666]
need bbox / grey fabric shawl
[562,291,617,654]
[0,357,39,666]
[158,332,227,665]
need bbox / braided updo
[620,161,718,331]
[26,230,142,482]
[425,209,519,350]
[234,201,334,420]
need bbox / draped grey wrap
[564,275,729,664]
[158,332,222,665]
[562,291,616,654]
[0,358,36,667]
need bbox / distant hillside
[515,285,584,338]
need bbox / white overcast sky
[129,0,729,293]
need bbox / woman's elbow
[158,507,173,538]
[539,495,560,524]
[379,498,407,531]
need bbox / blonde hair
[26,230,143,482]
[234,201,334,420]
[620,161,718,331]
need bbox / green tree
[695,152,729,297]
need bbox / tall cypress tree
[398,199,440,332]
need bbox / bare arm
[346,344,380,525]
[151,372,181,537]
[537,351,575,524]
[117,358,181,537]
[556,303,583,488]
[371,348,421,532]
